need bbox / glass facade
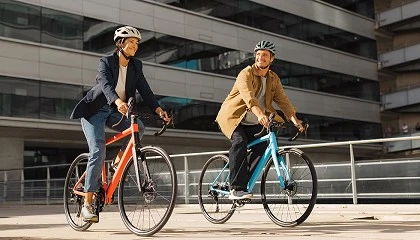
[0,75,382,140]
[0,0,379,101]
[320,0,375,19]
[0,1,382,140]
[154,0,377,59]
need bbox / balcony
[381,84,420,111]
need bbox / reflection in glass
[40,82,84,120]
[0,0,41,42]
[0,76,382,140]
[0,76,40,118]
[83,17,118,53]
[155,0,377,59]
[320,0,374,19]
[41,8,83,49]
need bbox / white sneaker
[228,189,253,200]
[81,204,98,223]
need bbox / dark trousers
[229,124,268,191]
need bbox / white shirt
[115,65,127,101]
[241,76,267,125]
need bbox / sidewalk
[1,204,420,239]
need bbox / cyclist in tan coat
[216,40,304,199]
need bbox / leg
[106,110,145,167]
[80,109,109,222]
[229,124,249,191]
[244,125,268,178]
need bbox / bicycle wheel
[261,148,317,227]
[198,154,235,224]
[64,153,93,231]
[118,145,177,236]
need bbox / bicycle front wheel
[118,146,177,236]
[64,153,93,231]
[261,148,317,227]
[198,154,235,224]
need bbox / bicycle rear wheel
[198,154,235,224]
[64,153,93,231]
[261,148,317,227]
[118,146,177,236]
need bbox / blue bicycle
[198,114,317,226]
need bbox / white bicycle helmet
[254,40,276,55]
[114,26,142,42]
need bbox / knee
[137,120,145,136]
[231,136,247,149]
[90,139,106,161]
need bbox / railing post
[3,171,7,204]
[21,169,24,204]
[184,156,189,204]
[46,167,50,205]
[349,143,358,204]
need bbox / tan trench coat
[216,64,297,139]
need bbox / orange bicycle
[64,98,177,236]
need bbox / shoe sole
[228,195,253,200]
[82,216,99,223]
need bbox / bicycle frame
[210,131,290,195]
[72,116,142,204]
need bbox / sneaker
[81,204,98,223]
[228,189,253,200]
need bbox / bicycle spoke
[261,149,317,227]
[118,146,176,236]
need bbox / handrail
[2,135,420,204]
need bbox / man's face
[255,49,273,69]
[122,37,139,56]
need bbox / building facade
[375,0,420,153]
[0,0,381,174]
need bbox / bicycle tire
[64,153,93,231]
[198,154,235,224]
[261,148,317,227]
[118,145,177,236]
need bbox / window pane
[39,82,83,120]
[41,8,83,49]
[83,17,118,53]
[0,0,41,42]
[0,76,39,118]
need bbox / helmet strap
[117,38,131,60]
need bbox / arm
[236,68,269,127]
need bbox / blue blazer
[70,53,160,119]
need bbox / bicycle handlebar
[254,113,309,141]
[111,97,173,136]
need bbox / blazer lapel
[111,53,119,87]
[125,61,136,94]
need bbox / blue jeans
[81,105,145,192]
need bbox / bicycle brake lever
[288,121,309,142]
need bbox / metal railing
[1,136,420,205]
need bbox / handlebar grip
[288,120,309,142]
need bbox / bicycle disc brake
[284,180,298,196]
[143,180,157,203]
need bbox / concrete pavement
[1,203,420,239]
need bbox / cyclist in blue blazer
[70,26,170,222]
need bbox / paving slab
[1,204,420,239]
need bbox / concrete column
[0,137,24,181]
